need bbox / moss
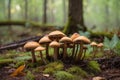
[54,71,74,80]
[87,61,101,74]
[43,67,55,75]
[67,66,88,78]
[0,59,14,67]
[46,61,64,71]
[14,61,25,68]
[24,71,35,80]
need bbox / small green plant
[54,71,74,80]
[24,71,35,80]
[87,61,101,74]
[67,66,88,78]
[14,61,25,68]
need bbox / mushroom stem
[46,44,50,59]
[54,48,58,61]
[31,50,36,63]
[63,44,67,60]
[74,44,79,59]
[40,51,47,64]
[77,42,84,61]
[93,46,97,58]
[81,49,86,60]
[71,43,75,59]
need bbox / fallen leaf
[10,64,26,77]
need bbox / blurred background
[0,0,120,44]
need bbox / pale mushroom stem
[63,44,67,60]
[77,42,84,61]
[74,44,79,59]
[54,48,58,61]
[31,50,37,63]
[40,51,47,64]
[81,49,86,60]
[46,44,50,59]
[71,43,75,59]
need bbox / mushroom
[39,35,51,59]
[49,40,60,61]
[97,43,104,52]
[60,36,72,60]
[73,36,90,61]
[48,30,66,57]
[24,41,40,63]
[90,42,98,58]
[48,30,66,41]
[70,33,80,59]
[34,46,46,64]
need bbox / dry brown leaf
[10,64,25,77]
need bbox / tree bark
[63,0,67,23]
[63,0,86,35]
[43,0,47,24]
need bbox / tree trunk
[8,0,11,20]
[43,0,47,24]
[63,0,86,35]
[63,0,67,23]
[25,0,28,20]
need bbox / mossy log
[0,20,55,28]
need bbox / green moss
[67,66,88,78]
[46,61,64,71]
[0,59,13,67]
[87,61,101,74]
[14,61,25,68]
[24,71,35,80]
[54,71,74,80]
[43,67,55,75]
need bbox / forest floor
[0,56,120,80]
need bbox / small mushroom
[49,40,60,61]
[97,43,104,52]
[90,42,98,58]
[24,41,40,63]
[39,35,51,59]
[70,33,80,59]
[34,46,46,64]
[60,36,72,60]
[73,36,90,61]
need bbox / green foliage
[24,71,35,80]
[104,34,119,50]
[54,71,74,80]
[87,61,101,74]
[14,61,25,68]
[115,40,120,55]
[14,56,31,61]
[79,31,91,38]
[67,66,88,78]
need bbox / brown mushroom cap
[60,36,72,43]
[70,33,80,40]
[49,40,60,47]
[48,30,66,40]
[97,43,103,47]
[90,42,97,46]
[83,45,88,49]
[24,41,40,50]
[73,36,90,44]
[34,46,45,51]
[39,36,51,44]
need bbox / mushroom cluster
[23,30,104,63]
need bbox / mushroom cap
[39,36,51,44]
[70,33,80,40]
[49,40,60,48]
[83,45,88,49]
[24,41,40,50]
[97,43,103,47]
[34,46,45,51]
[73,36,90,44]
[90,42,97,46]
[60,36,72,43]
[48,30,66,40]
